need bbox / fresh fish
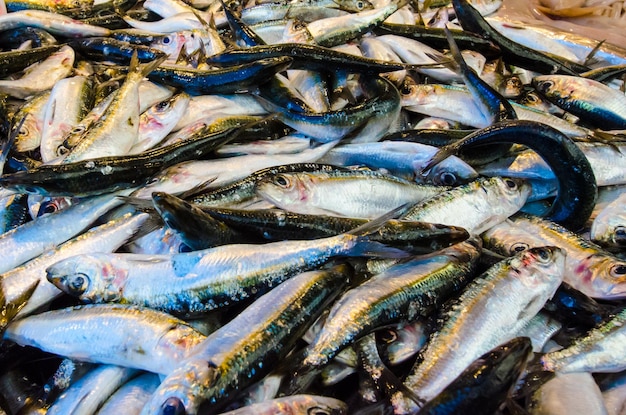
[591,191,626,249]
[419,337,533,415]
[62,54,165,163]
[130,92,190,154]
[296,239,481,374]
[484,215,626,299]
[393,246,565,413]
[216,394,348,415]
[4,303,207,375]
[255,166,446,218]
[139,265,351,414]
[533,74,626,129]
[0,211,149,319]
[46,365,138,415]
[0,10,111,37]
[45,214,404,315]
[541,307,626,374]
[129,141,337,200]
[530,372,609,415]
[97,373,161,415]
[0,45,74,99]
[39,75,94,163]
[318,141,478,186]
[12,90,49,153]
[401,176,530,235]
[0,193,121,275]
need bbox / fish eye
[379,328,398,343]
[160,397,186,415]
[155,100,171,111]
[274,174,291,187]
[524,93,539,104]
[162,36,171,44]
[40,202,58,216]
[308,407,331,415]
[68,273,89,293]
[356,1,365,9]
[610,263,626,277]
[614,226,626,240]
[536,80,553,93]
[400,83,412,95]
[57,146,70,156]
[439,172,457,186]
[504,178,518,190]
[18,126,29,136]
[535,248,552,263]
[510,242,529,253]
[71,125,86,135]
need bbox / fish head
[532,75,574,102]
[508,246,565,291]
[256,172,314,212]
[578,255,626,300]
[494,177,532,204]
[419,157,478,187]
[146,358,220,415]
[45,254,129,303]
[482,219,549,257]
[291,395,349,414]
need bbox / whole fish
[3,303,207,375]
[0,45,74,99]
[533,74,626,130]
[45,214,404,315]
[296,239,481,374]
[318,141,478,186]
[139,265,351,415]
[255,166,446,218]
[62,54,165,163]
[393,246,565,413]
[217,394,347,415]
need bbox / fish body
[300,239,481,370]
[256,167,446,218]
[46,221,395,315]
[401,177,530,235]
[0,45,74,99]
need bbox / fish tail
[135,52,167,78]
[0,280,39,333]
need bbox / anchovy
[97,373,160,415]
[0,10,111,37]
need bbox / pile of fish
[0,0,626,413]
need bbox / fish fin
[1,279,39,331]
[347,204,413,237]
[117,195,155,213]
[175,177,219,200]
[137,52,167,78]
[126,213,164,244]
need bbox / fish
[393,246,565,413]
[3,303,207,375]
[139,264,352,414]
